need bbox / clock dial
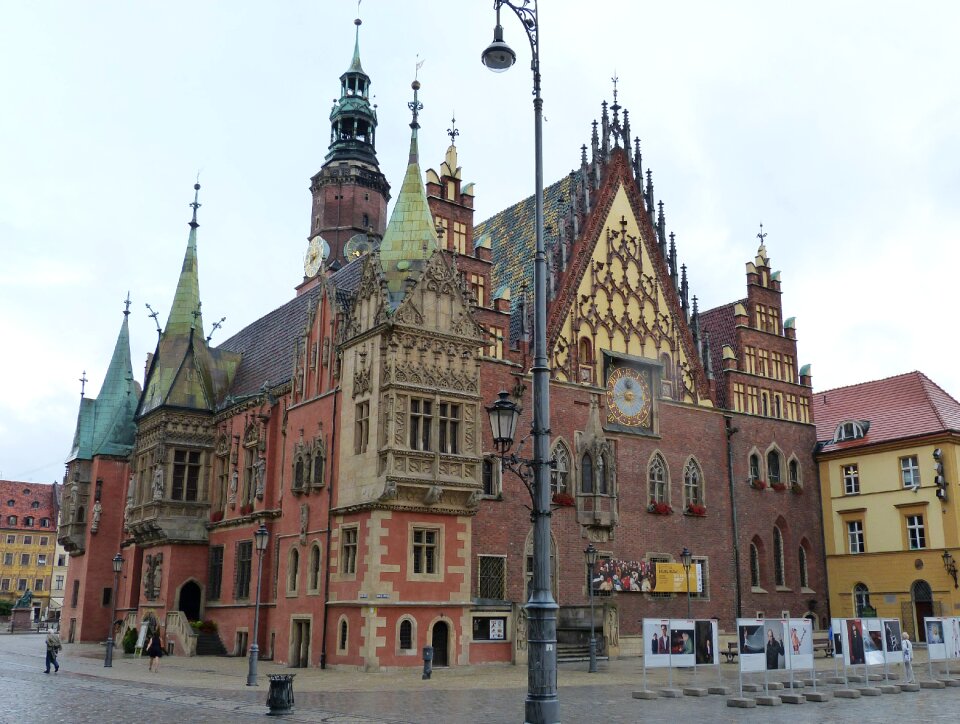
[303,235,329,277]
[606,366,652,427]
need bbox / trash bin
[267,673,295,715]
[422,645,433,680]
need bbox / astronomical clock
[604,354,657,434]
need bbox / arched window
[773,527,785,587]
[551,443,570,495]
[399,619,413,650]
[312,453,325,487]
[750,543,761,588]
[288,548,300,592]
[309,544,321,591]
[767,450,782,485]
[597,453,608,495]
[294,459,305,491]
[683,459,703,507]
[799,546,809,589]
[581,454,594,494]
[338,619,349,652]
[648,454,667,504]
[749,453,761,483]
[579,337,593,364]
[854,582,871,617]
[789,459,800,488]
[24,516,34,526]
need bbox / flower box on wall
[685,503,707,517]
[551,492,575,507]
[239,503,253,515]
[750,479,768,491]
[771,482,788,492]
[646,501,673,516]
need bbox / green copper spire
[349,17,364,73]
[326,17,379,165]
[378,80,438,309]
[67,299,139,461]
[164,183,204,337]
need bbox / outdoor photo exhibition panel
[640,618,718,690]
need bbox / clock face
[606,366,652,427]
[303,236,329,277]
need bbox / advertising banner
[862,618,884,666]
[926,617,947,661]
[737,618,767,672]
[881,618,903,663]
[784,618,814,671]
[670,618,696,667]
[695,619,719,666]
[643,618,672,668]
[592,560,702,593]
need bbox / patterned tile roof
[0,480,56,524]
[813,371,960,452]
[476,173,577,322]
[699,299,745,409]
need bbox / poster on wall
[926,617,947,660]
[785,618,814,671]
[670,618,696,667]
[737,618,767,672]
[643,618,672,668]
[831,617,844,659]
[881,619,903,663]
[695,619,719,665]
[862,618,884,666]
[591,559,701,594]
[844,618,866,666]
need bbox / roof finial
[611,72,619,105]
[447,113,459,146]
[757,222,767,245]
[408,78,423,131]
[79,370,88,398]
[145,303,161,338]
[124,291,131,317]
[189,179,201,229]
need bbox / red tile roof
[0,480,57,529]
[813,371,960,452]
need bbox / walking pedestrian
[146,629,165,672]
[902,631,914,683]
[44,631,61,673]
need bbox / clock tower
[303,17,390,280]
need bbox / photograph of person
[650,623,670,654]
[927,620,943,644]
[867,629,882,652]
[695,620,715,665]
[952,618,960,659]
[739,624,764,654]
[846,619,865,665]
[671,628,695,655]
[884,620,902,651]
[764,623,785,670]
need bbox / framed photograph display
[844,618,866,667]
[670,618,696,667]
[695,619,719,666]
[926,617,947,661]
[831,617,844,659]
[785,618,814,671]
[862,618,884,666]
[763,619,787,670]
[643,618,672,668]
[881,619,903,663]
[945,617,960,660]
[737,618,766,673]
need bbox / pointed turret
[326,18,379,166]
[378,80,439,309]
[138,184,239,417]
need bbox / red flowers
[210,510,224,523]
[751,479,768,491]
[686,503,707,517]
[647,501,673,515]
[552,492,575,507]
[771,482,788,492]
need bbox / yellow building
[0,480,58,621]
[815,372,960,641]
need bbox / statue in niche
[299,504,308,544]
[516,607,527,651]
[466,490,482,509]
[68,484,78,521]
[605,606,619,649]
[152,465,164,500]
[254,457,266,499]
[228,470,238,507]
[90,501,102,532]
[143,553,163,600]
[424,485,443,505]
[124,476,135,530]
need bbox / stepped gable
[814,371,960,452]
[699,299,746,409]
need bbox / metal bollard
[422,645,434,680]
[266,673,295,716]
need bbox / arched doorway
[178,580,202,622]
[431,621,449,667]
[912,580,933,642]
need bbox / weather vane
[611,72,619,104]
[79,370,88,398]
[447,114,459,145]
[206,316,227,343]
[124,291,131,316]
[145,303,161,337]
[758,222,767,244]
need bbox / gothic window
[580,454,594,494]
[683,459,704,507]
[308,543,321,592]
[773,526,786,587]
[799,545,809,590]
[750,541,761,588]
[355,401,370,454]
[482,456,502,497]
[215,453,229,512]
[789,459,801,488]
[749,453,761,483]
[293,458,305,492]
[208,546,224,601]
[243,446,257,504]
[172,449,201,502]
[578,337,594,384]
[235,541,253,599]
[399,619,414,650]
[338,619,349,652]
[438,402,461,455]
[648,453,668,504]
[854,582,871,617]
[312,448,325,487]
[409,398,433,451]
[551,442,570,495]
[287,548,300,593]
[767,449,782,485]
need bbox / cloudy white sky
[2,1,958,484]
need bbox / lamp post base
[589,635,598,673]
[246,643,259,686]
[104,637,114,668]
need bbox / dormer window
[834,420,868,442]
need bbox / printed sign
[737,618,767,673]
[784,618,814,671]
[643,618,672,668]
[881,619,903,663]
[592,559,701,593]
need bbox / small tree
[0,600,13,617]
[122,627,138,654]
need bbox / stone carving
[152,465,164,500]
[299,504,309,544]
[124,476,135,530]
[143,553,163,601]
[424,485,443,505]
[353,365,371,398]
[516,607,527,651]
[466,490,482,509]
[67,484,78,522]
[13,589,33,608]
[90,501,102,532]
[605,606,619,648]
[378,480,398,502]
[255,457,266,499]
[228,470,238,507]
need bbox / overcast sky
[2,1,958,484]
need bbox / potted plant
[771,481,788,492]
[686,503,707,517]
[551,492,575,507]
[646,501,673,515]
[750,478,768,491]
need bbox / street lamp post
[104,553,123,667]
[247,522,269,686]
[482,3,556,719]
[680,546,693,619]
[584,544,599,673]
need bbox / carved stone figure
[13,589,33,608]
[424,485,443,505]
[152,465,164,500]
[228,470,238,507]
[605,606,619,648]
[299,503,309,544]
[68,484,78,521]
[378,480,398,502]
[255,457,266,499]
[516,606,527,651]
[90,501,102,532]
[124,476,135,530]
[466,490,482,509]
[143,553,163,601]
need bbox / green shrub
[0,600,12,617]
[122,627,138,654]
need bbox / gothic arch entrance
[178,580,202,622]
[431,621,449,667]
[912,580,933,642]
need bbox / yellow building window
[784,355,795,383]
[743,346,756,374]
[771,352,782,380]
[470,273,486,306]
[485,326,504,359]
[798,396,810,423]
[452,221,467,254]
[785,394,798,421]
[733,383,745,412]
[746,387,759,415]
[434,215,449,247]
[757,349,769,377]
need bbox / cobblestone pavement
[5,632,960,723]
